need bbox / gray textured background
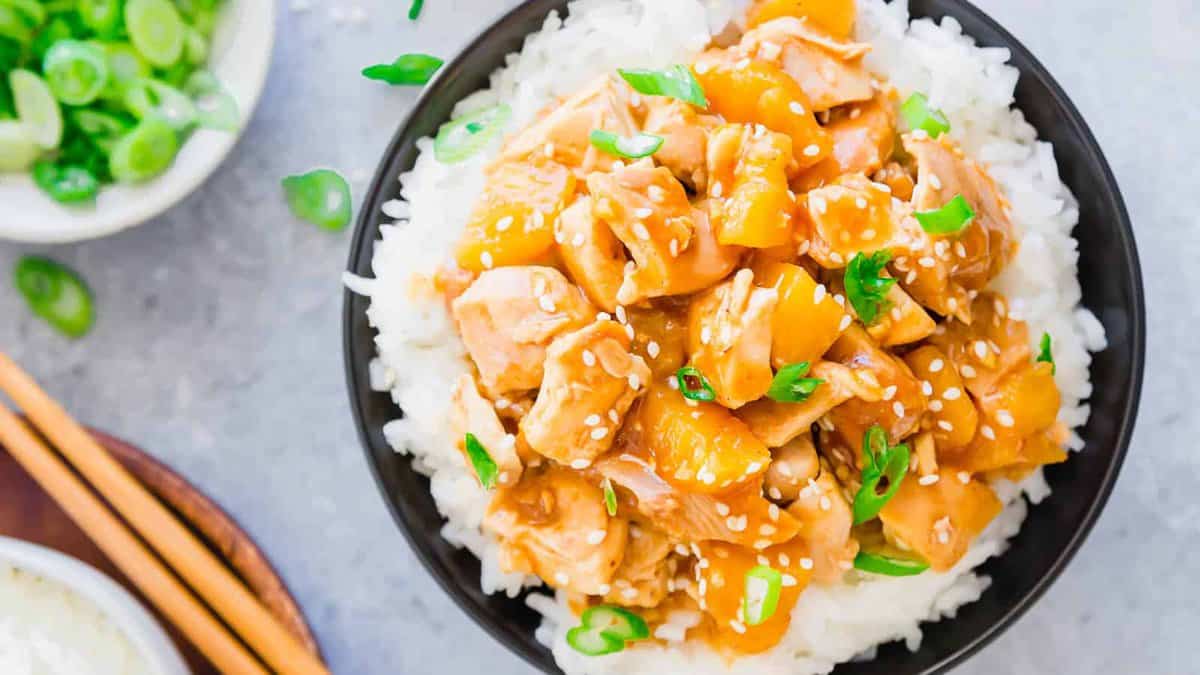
[0,0,1191,673]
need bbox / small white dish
[0,0,276,244]
[0,536,190,675]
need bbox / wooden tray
[0,426,321,673]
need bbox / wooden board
[0,426,321,673]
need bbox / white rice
[347,0,1105,672]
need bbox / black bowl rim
[342,1,1145,672]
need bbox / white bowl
[0,0,276,244]
[0,536,191,675]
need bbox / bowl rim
[342,1,1145,673]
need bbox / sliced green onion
[1035,332,1054,374]
[844,250,896,325]
[31,16,76,63]
[852,425,910,525]
[362,53,443,86]
[915,194,975,236]
[78,0,123,38]
[588,129,663,159]
[72,108,134,153]
[183,25,208,65]
[743,565,783,627]
[10,69,63,149]
[602,477,617,517]
[900,92,950,138]
[0,5,34,46]
[766,362,824,403]
[853,550,930,577]
[184,70,239,131]
[13,256,95,338]
[1,0,45,26]
[43,40,110,106]
[109,115,179,183]
[463,433,498,490]
[675,366,716,402]
[618,65,707,108]
[99,42,153,91]
[124,0,186,67]
[124,78,197,132]
[32,161,100,203]
[407,0,424,20]
[281,168,352,231]
[433,103,511,164]
[582,605,650,641]
[565,626,624,656]
[0,121,39,172]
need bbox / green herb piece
[565,626,624,656]
[675,365,716,402]
[109,115,179,183]
[433,103,511,164]
[766,362,824,403]
[853,550,930,577]
[31,16,78,63]
[281,168,352,231]
[618,65,707,108]
[743,565,783,626]
[124,0,186,67]
[602,477,617,517]
[408,0,424,20]
[183,70,239,131]
[32,160,99,203]
[362,53,443,85]
[124,78,197,132]
[566,605,649,656]
[915,194,975,236]
[72,108,135,153]
[183,25,208,65]
[43,40,110,106]
[1037,332,1055,374]
[463,432,498,490]
[1,0,45,27]
[852,425,910,525]
[0,5,34,46]
[78,0,123,38]
[900,92,950,138]
[0,120,38,171]
[10,69,63,148]
[98,42,153,94]
[588,129,663,159]
[13,256,95,338]
[844,250,895,325]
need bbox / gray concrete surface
[0,0,1192,672]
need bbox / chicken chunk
[687,269,779,409]
[604,523,673,607]
[737,360,875,447]
[798,173,915,270]
[878,469,1001,572]
[904,345,978,450]
[626,302,690,378]
[926,292,1031,399]
[862,282,936,347]
[785,466,858,583]
[485,466,628,594]
[738,17,874,112]
[520,321,650,467]
[706,123,797,248]
[555,196,626,312]
[746,0,857,39]
[451,267,595,393]
[753,261,850,368]
[449,374,523,488]
[642,97,720,190]
[763,431,820,502]
[794,95,897,191]
[826,326,927,445]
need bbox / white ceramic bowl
[0,0,276,244]
[0,536,191,675]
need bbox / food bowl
[342,1,1145,673]
[0,0,275,244]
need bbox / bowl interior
[0,0,276,244]
[343,1,1144,673]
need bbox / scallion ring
[433,103,511,164]
[675,366,716,402]
[566,605,649,656]
[42,40,110,106]
[743,565,783,627]
[14,256,95,338]
[853,550,930,576]
[602,477,618,517]
[588,130,663,159]
[463,433,499,490]
[124,0,186,67]
[407,0,424,20]
[109,115,179,183]
[32,161,100,204]
[766,362,824,403]
[362,53,444,86]
[184,70,240,132]
[281,168,353,231]
[1037,332,1055,374]
[915,194,975,235]
[618,65,707,108]
[900,92,950,138]
[844,250,896,325]
[851,424,910,525]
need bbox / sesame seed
[571,232,585,247]
[906,269,917,284]
[495,216,514,232]
[892,402,906,417]
[700,326,712,344]
[973,340,989,359]
[757,555,770,566]
[981,424,996,440]
[635,207,653,219]
[587,529,608,545]
[919,474,940,486]
[628,374,641,390]
[768,486,783,500]
[570,458,591,469]
[480,251,494,269]
[921,380,933,396]
[759,524,777,535]
[667,376,680,390]
[781,574,798,587]
[819,496,832,511]
[789,101,806,115]
[716,502,730,516]
[596,312,611,322]
[929,173,942,190]
[814,284,827,303]
[621,587,639,599]
[803,144,821,157]
[615,305,627,324]
[799,557,814,570]
[834,294,845,307]
[948,297,959,311]
[960,364,977,378]
[554,572,569,585]
[711,181,724,198]
[937,420,954,431]
[494,398,510,410]
[996,410,1015,427]
[839,314,852,331]
[730,620,746,634]
[590,427,609,440]
[753,539,772,550]
[937,530,951,544]
[648,185,666,202]
[633,222,651,240]
[768,503,780,521]
[929,359,944,373]
[918,256,936,268]
[668,238,679,257]
[811,195,828,214]
[929,399,944,412]
[582,350,596,367]
[957,471,971,485]
[778,553,790,567]
[855,196,868,209]
[584,414,601,427]
[863,228,877,240]
[538,295,556,312]
[735,57,751,69]
[554,229,566,244]
[883,385,898,401]
[608,409,619,423]
[955,242,967,258]
[943,387,962,401]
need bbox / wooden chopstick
[0,406,269,675]
[0,353,329,675]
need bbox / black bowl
[343,1,1145,672]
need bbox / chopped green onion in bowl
[32,160,100,203]
[434,103,511,164]
[362,53,444,86]
[109,115,178,183]
[900,92,950,138]
[184,70,239,131]
[915,194,975,235]
[13,256,95,338]
[124,0,186,67]
[10,69,62,148]
[0,120,39,171]
[588,129,663,159]
[42,40,109,106]
[124,78,197,132]
[618,65,707,108]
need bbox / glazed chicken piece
[763,431,820,502]
[626,302,690,378]
[498,74,639,173]
[452,266,595,393]
[873,160,915,201]
[588,163,742,305]
[555,196,627,312]
[603,523,673,608]
[737,360,875,447]
[455,158,576,272]
[861,281,936,347]
[943,362,1061,474]
[785,464,858,583]
[737,17,874,112]
[449,374,523,488]
[753,261,849,368]
[642,97,720,190]
[903,345,978,451]
[826,326,928,446]
[926,292,1032,399]
[687,269,779,409]
[891,135,1017,322]
[520,321,650,467]
[746,0,857,39]
[794,95,897,192]
[878,468,1002,572]
[706,123,797,248]
[798,173,917,270]
[484,465,628,594]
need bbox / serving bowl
[343,1,1145,673]
[0,0,275,244]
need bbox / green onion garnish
[281,168,353,231]
[1037,332,1055,374]
[915,194,975,236]
[676,366,716,402]
[743,565,783,627]
[766,362,824,403]
[602,477,617,517]
[844,250,896,325]
[618,65,707,108]
[362,53,444,86]
[124,0,186,67]
[853,550,930,576]
[124,79,198,132]
[42,40,110,106]
[72,109,135,153]
[408,0,425,20]
[109,115,179,183]
[852,425,910,525]
[433,103,511,164]
[10,69,63,149]
[79,0,124,37]
[463,432,499,490]
[900,92,950,138]
[32,161,100,203]
[588,129,663,159]
[0,121,39,172]
[13,256,95,338]
[184,70,240,132]
[566,605,649,656]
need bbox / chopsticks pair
[0,352,330,675]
